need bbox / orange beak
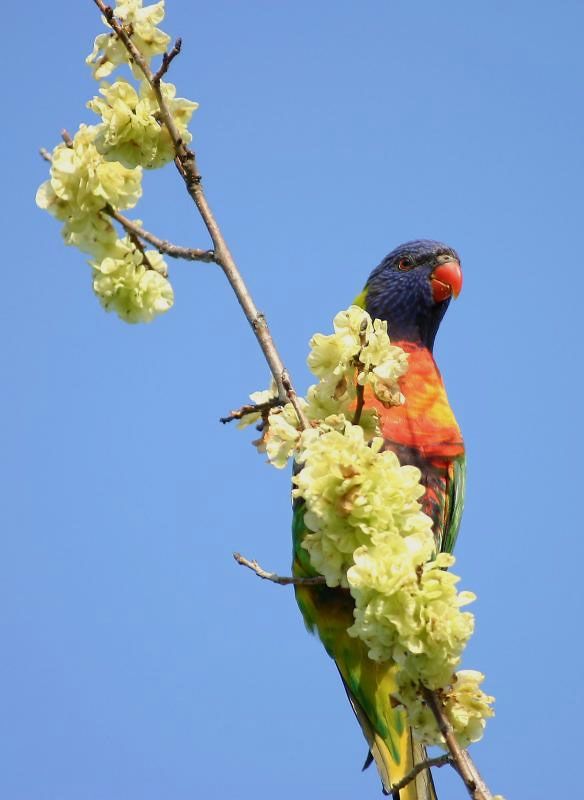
[431,261,463,302]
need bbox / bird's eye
[398,257,415,271]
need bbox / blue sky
[3,1,583,797]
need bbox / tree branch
[422,687,492,800]
[153,37,182,84]
[233,553,326,586]
[104,207,215,262]
[91,0,308,423]
[352,383,365,425]
[352,319,368,425]
[388,754,452,795]
[281,370,311,430]
[219,398,283,424]
[127,230,155,271]
[38,145,213,265]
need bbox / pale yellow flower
[349,547,475,688]
[293,423,432,586]
[88,80,198,169]
[264,405,303,469]
[87,0,171,79]
[307,306,408,412]
[91,237,173,323]
[37,125,142,218]
[395,671,494,748]
[236,381,279,430]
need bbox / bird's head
[360,239,462,351]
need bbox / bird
[292,239,465,799]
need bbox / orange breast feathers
[363,342,464,459]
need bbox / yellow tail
[340,670,438,800]
[293,569,438,798]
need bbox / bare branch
[219,398,283,424]
[352,319,368,425]
[92,2,155,80]
[388,754,453,795]
[422,687,493,800]
[233,553,326,586]
[153,37,182,84]
[38,145,212,265]
[105,207,215,262]
[92,1,191,165]
[352,383,365,425]
[281,370,311,430]
[127,230,155,271]
[91,0,307,419]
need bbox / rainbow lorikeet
[292,240,465,799]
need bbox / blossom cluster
[36,0,198,324]
[293,425,432,588]
[396,670,495,748]
[91,235,173,323]
[348,546,476,692]
[36,125,142,256]
[87,0,170,79]
[88,79,198,169]
[238,305,410,467]
[238,305,494,747]
[307,305,409,408]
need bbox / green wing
[440,454,466,555]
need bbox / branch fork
[233,553,326,586]
[388,754,452,794]
[153,37,182,84]
[92,0,305,415]
[219,398,284,425]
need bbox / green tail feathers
[340,663,437,800]
[293,505,438,798]
[294,582,438,799]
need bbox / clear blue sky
[3,1,583,797]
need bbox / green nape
[352,286,368,308]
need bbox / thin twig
[281,370,311,430]
[91,1,190,167]
[422,687,492,800]
[153,37,182,84]
[220,398,283,424]
[388,754,453,794]
[353,383,365,425]
[92,3,154,78]
[233,553,326,586]
[105,207,214,262]
[352,319,368,425]
[37,150,213,266]
[127,231,155,271]
[92,0,306,419]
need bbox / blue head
[362,239,462,351]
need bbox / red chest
[364,342,464,460]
